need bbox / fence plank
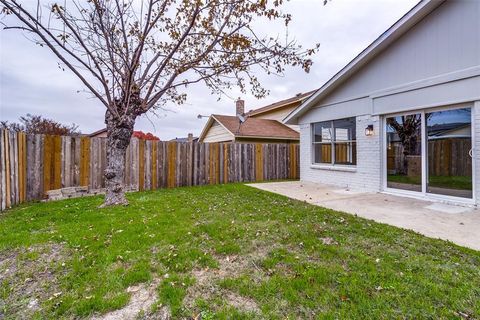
[138,139,145,191]
[160,141,167,188]
[131,138,139,190]
[43,135,53,192]
[35,135,44,199]
[20,132,27,202]
[152,142,158,190]
[11,132,18,205]
[89,138,97,189]
[73,136,80,186]
[17,132,24,203]
[80,137,90,187]
[53,135,62,190]
[4,131,11,208]
[167,142,176,188]
[1,131,6,210]
[145,141,151,190]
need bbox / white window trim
[381,103,476,204]
[311,118,357,166]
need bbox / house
[89,129,160,140]
[170,133,198,143]
[199,91,313,143]
[284,0,480,205]
[89,128,108,138]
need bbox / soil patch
[184,244,271,315]
[90,279,170,320]
[0,243,69,319]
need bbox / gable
[319,0,479,106]
[286,0,480,124]
[202,120,234,143]
[253,104,301,132]
[253,103,299,122]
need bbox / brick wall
[299,114,382,192]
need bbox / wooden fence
[387,138,472,176]
[0,130,299,211]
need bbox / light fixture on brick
[365,125,374,136]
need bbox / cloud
[0,0,418,139]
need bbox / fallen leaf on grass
[320,237,337,245]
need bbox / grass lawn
[0,184,479,319]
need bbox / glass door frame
[381,103,475,204]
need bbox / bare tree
[1,113,80,135]
[387,115,422,175]
[1,0,319,206]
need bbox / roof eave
[248,100,298,117]
[248,91,315,117]
[284,0,445,125]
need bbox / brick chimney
[187,133,193,143]
[236,98,245,116]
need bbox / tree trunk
[101,110,136,207]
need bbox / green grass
[388,174,472,190]
[0,184,479,319]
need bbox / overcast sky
[0,0,418,140]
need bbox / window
[312,117,356,165]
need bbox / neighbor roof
[88,128,107,137]
[199,115,299,141]
[246,90,315,117]
[170,136,199,143]
[284,0,445,124]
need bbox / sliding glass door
[426,108,472,198]
[385,106,473,200]
[386,113,423,192]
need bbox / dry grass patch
[0,243,69,319]
[90,278,169,320]
[184,245,272,316]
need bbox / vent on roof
[296,92,302,97]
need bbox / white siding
[202,121,233,143]
[372,75,480,115]
[300,97,371,124]
[321,0,480,106]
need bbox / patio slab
[248,181,480,251]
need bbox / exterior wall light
[365,125,374,136]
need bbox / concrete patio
[248,181,480,251]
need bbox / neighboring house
[89,128,108,138]
[89,129,160,140]
[199,91,313,143]
[427,123,471,138]
[170,133,198,143]
[284,0,480,205]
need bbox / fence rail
[0,130,299,211]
